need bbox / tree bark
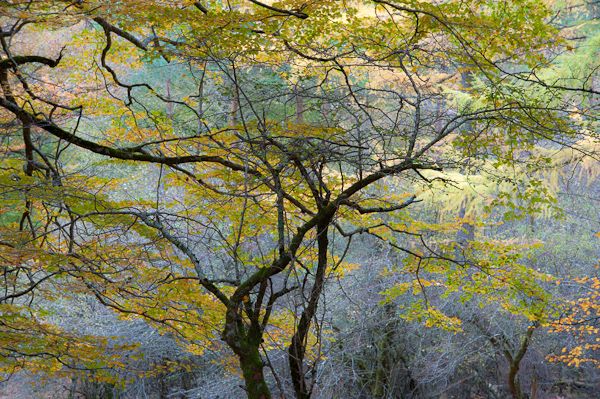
[239,344,271,399]
[507,324,536,399]
[223,308,272,399]
[288,220,329,399]
[229,71,240,126]
[295,83,304,124]
[507,363,522,399]
[165,78,174,119]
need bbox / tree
[549,271,600,368]
[0,1,598,398]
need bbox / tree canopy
[0,1,598,398]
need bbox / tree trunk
[530,375,538,399]
[288,221,329,399]
[295,83,304,124]
[229,72,240,126]
[165,78,174,119]
[507,364,522,399]
[507,324,536,399]
[457,201,475,245]
[239,344,271,399]
[223,309,272,399]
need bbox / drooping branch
[0,96,261,174]
[92,17,147,51]
[193,1,209,14]
[247,0,308,19]
[0,54,63,70]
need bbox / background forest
[0,0,598,398]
